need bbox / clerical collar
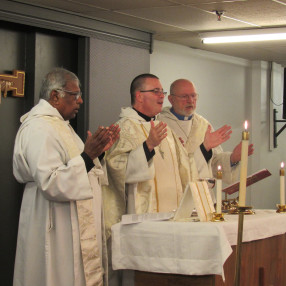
[133,108,155,122]
[170,107,193,121]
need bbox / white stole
[43,116,103,286]
[140,122,183,212]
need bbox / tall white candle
[216,165,222,213]
[280,162,285,205]
[238,121,249,206]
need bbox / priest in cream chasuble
[158,79,253,192]
[103,74,198,238]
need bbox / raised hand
[84,124,120,160]
[102,124,120,152]
[230,142,254,164]
[203,124,232,151]
[146,120,167,151]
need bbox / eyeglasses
[172,93,199,100]
[140,88,167,97]
[56,89,82,100]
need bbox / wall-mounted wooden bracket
[273,108,286,148]
[0,70,25,98]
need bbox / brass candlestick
[276,204,286,213]
[211,212,225,222]
[234,206,252,286]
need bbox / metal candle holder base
[211,212,225,222]
[228,206,255,215]
[276,204,286,213]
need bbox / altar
[111,210,286,285]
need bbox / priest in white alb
[13,68,120,286]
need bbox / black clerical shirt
[133,108,156,161]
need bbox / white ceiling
[15,0,286,66]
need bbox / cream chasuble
[43,116,103,286]
[158,107,239,185]
[103,107,198,239]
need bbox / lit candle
[280,162,285,205]
[238,121,249,206]
[216,165,222,213]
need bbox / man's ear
[168,94,173,105]
[49,90,60,106]
[135,90,143,103]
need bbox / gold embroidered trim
[43,116,103,286]
[140,124,159,211]
[195,182,207,221]
[201,181,213,211]
[164,137,180,207]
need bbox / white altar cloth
[111,209,286,277]
[112,220,232,276]
[219,209,286,245]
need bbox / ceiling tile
[11,0,286,66]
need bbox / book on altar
[222,168,271,195]
[121,212,175,224]
[173,181,215,222]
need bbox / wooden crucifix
[0,70,25,98]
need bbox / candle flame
[244,120,248,130]
[218,165,222,171]
[281,162,285,169]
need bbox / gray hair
[39,67,80,100]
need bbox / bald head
[168,79,198,116]
[170,79,195,95]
